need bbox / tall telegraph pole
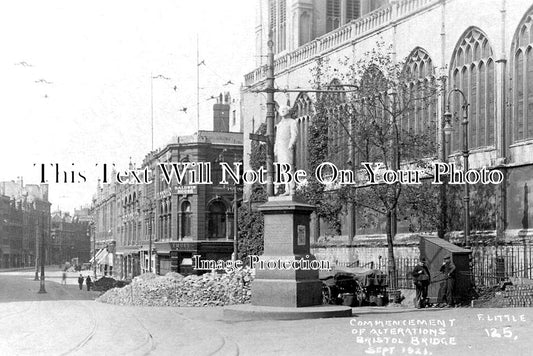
[265,32,275,197]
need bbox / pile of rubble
[97,268,253,307]
[92,276,130,292]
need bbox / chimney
[41,184,49,202]
[213,92,230,132]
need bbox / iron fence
[331,244,533,289]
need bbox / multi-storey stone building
[91,99,243,278]
[242,0,533,240]
[0,179,50,268]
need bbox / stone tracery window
[292,93,312,171]
[449,28,495,151]
[402,47,437,138]
[511,10,533,142]
[324,79,349,167]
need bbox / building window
[207,201,226,239]
[292,93,313,171]
[279,0,286,52]
[403,47,437,141]
[232,110,236,127]
[327,0,341,32]
[346,0,361,22]
[325,79,349,167]
[269,0,287,53]
[299,11,311,46]
[181,201,191,238]
[450,28,495,151]
[511,9,533,142]
[269,0,277,51]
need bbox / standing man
[412,258,430,308]
[78,274,84,290]
[85,275,92,291]
[440,255,456,307]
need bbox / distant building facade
[91,103,244,278]
[50,210,91,265]
[0,179,50,268]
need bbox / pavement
[1,268,532,356]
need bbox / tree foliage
[304,42,440,287]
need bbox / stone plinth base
[251,279,322,307]
[223,304,352,321]
[251,196,324,309]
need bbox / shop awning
[96,250,109,264]
[89,249,105,263]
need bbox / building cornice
[244,0,442,88]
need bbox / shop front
[154,241,234,275]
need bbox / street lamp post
[34,212,39,281]
[149,205,153,273]
[92,222,97,279]
[38,212,46,294]
[439,76,448,240]
[145,199,154,273]
[233,183,238,261]
[443,88,470,249]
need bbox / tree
[306,43,439,288]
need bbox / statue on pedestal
[274,105,298,196]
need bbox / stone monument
[249,105,324,307]
[224,106,351,320]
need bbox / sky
[0,0,256,213]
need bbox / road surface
[0,269,531,355]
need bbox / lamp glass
[443,121,454,136]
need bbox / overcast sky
[0,0,256,213]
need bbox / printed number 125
[484,327,513,338]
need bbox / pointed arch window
[325,79,349,167]
[402,47,437,140]
[511,11,533,142]
[449,28,495,151]
[291,93,313,171]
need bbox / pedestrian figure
[61,271,67,285]
[78,274,84,290]
[411,258,430,308]
[85,275,92,291]
[440,255,456,307]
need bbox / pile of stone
[97,269,253,307]
[93,276,123,292]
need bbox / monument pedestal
[224,196,351,320]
